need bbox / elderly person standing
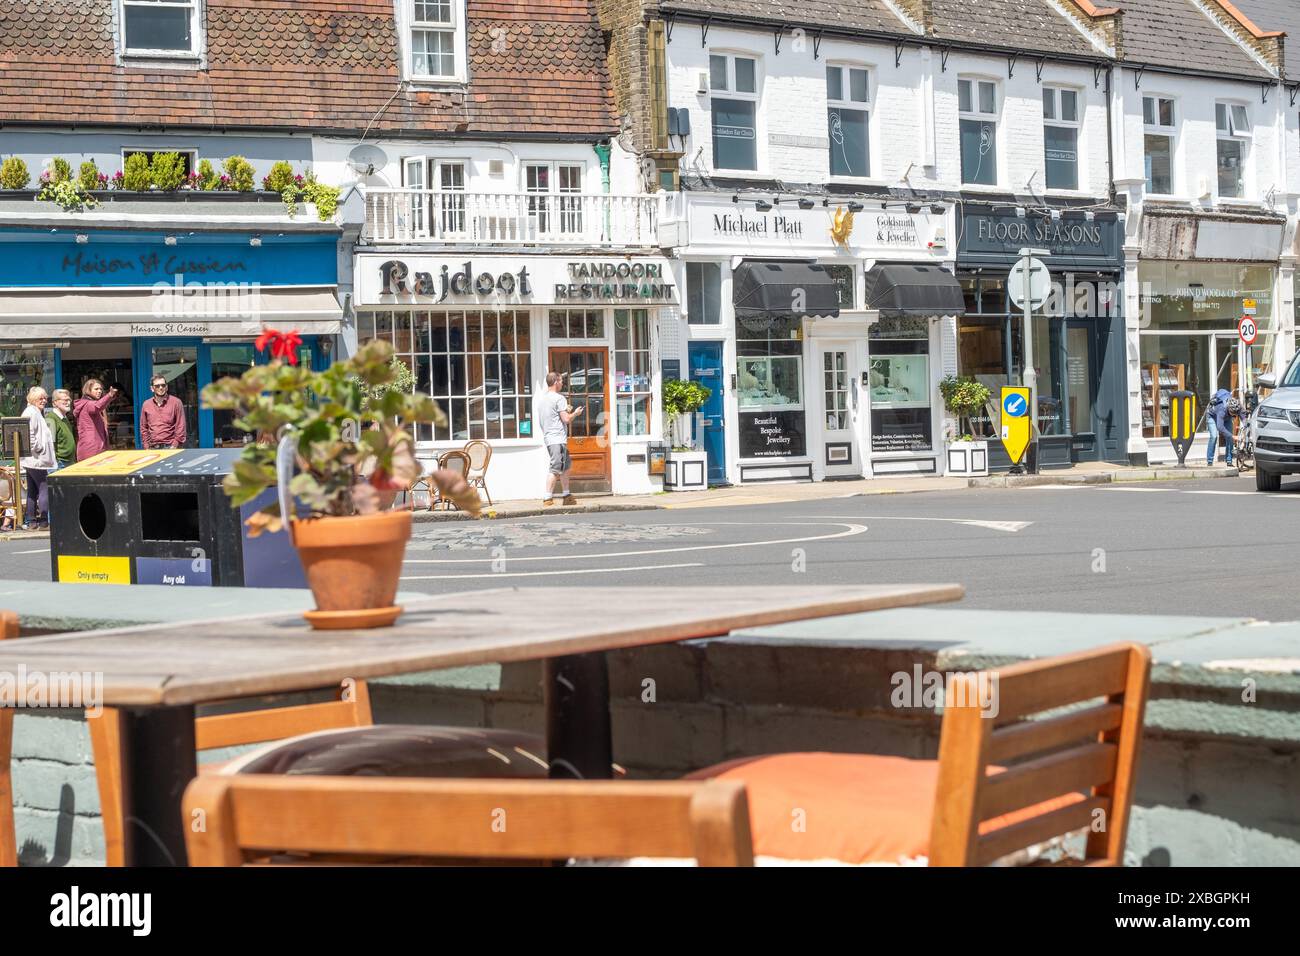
[19,386,56,531]
[45,388,77,470]
[73,377,119,461]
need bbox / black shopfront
[956,206,1127,469]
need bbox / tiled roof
[657,0,909,35]
[1117,0,1274,78]
[929,0,1100,56]
[0,0,617,138]
[1230,0,1298,78]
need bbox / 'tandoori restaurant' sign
[359,256,678,306]
[957,208,1122,266]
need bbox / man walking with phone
[540,370,583,507]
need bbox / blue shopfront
[0,228,342,447]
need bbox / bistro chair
[0,468,16,532]
[0,611,18,866]
[432,450,471,511]
[462,440,493,506]
[183,775,753,866]
[685,643,1150,866]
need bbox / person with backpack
[1205,388,1239,466]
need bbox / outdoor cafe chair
[183,775,753,866]
[431,450,471,511]
[462,439,493,506]
[685,643,1150,866]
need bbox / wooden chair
[688,643,1150,866]
[462,440,493,506]
[183,776,754,867]
[431,450,471,511]
[0,611,18,867]
[87,682,373,867]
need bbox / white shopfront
[659,192,959,483]
[353,253,678,501]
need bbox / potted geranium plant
[938,375,992,478]
[202,332,479,630]
[661,378,711,491]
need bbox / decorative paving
[407,521,712,552]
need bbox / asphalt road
[5,473,1295,618]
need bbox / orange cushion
[686,753,1083,864]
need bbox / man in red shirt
[139,374,188,449]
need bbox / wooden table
[0,584,962,865]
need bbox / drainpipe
[594,141,612,242]
[1104,66,1116,209]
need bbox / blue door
[688,341,727,484]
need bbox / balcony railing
[363,189,662,247]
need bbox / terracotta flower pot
[290,509,412,630]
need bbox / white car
[1250,355,1300,491]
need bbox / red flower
[254,328,304,365]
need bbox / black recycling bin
[48,448,307,589]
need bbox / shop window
[1215,103,1250,199]
[822,264,856,309]
[407,0,467,82]
[826,65,870,178]
[1143,96,1175,195]
[687,262,722,324]
[710,53,759,171]
[958,78,998,186]
[548,308,604,340]
[614,309,652,436]
[736,313,805,458]
[359,310,533,441]
[738,355,801,410]
[0,347,56,418]
[122,0,199,56]
[1042,87,1080,191]
[869,317,932,453]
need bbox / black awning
[863,263,966,317]
[733,259,841,330]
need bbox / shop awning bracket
[664,13,676,43]
[1035,57,1046,83]
[1290,83,1300,107]
[1260,82,1271,105]
[940,46,951,72]
[1094,64,1104,88]
[1007,53,1019,79]
[895,41,904,68]
[773,28,783,56]
[1133,64,1146,90]
[700,17,712,47]
[813,30,824,60]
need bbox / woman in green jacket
[45,388,78,469]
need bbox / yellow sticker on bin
[57,555,131,586]
[56,450,181,476]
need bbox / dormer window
[407,0,466,82]
[122,0,200,57]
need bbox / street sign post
[1168,390,1196,466]
[1000,386,1032,472]
[1014,248,1050,474]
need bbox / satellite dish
[347,144,388,176]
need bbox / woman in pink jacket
[72,378,120,461]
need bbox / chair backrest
[184,776,753,866]
[89,682,372,867]
[438,450,470,475]
[928,642,1150,867]
[462,440,492,477]
[0,611,17,867]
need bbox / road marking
[812,515,1031,533]
[1022,484,1086,489]
[402,562,704,580]
[10,548,49,554]
[1099,486,1176,492]
[403,522,868,564]
[1183,490,1259,496]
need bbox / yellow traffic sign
[999,386,1031,465]
[1168,390,1196,465]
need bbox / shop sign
[870,417,931,453]
[555,261,675,301]
[739,410,806,458]
[681,198,939,253]
[130,322,212,336]
[959,209,1120,265]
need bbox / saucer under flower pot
[290,509,412,630]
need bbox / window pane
[514,311,530,357]
[1217,139,1244,198]
[849,69,868,103]
[712,98,757,170]
[735,57,756,94]
[1045,125,1078,190]
[1060,89,1077,122]
[1145,134,1172,194]
[549,310,566,338]
[958,79,972,113]
[1042,88,1055,120]
[1216,103,1228,133]
[415,0,452,24]
[1159,98,1173,127]
[978,82,995,114]
[412,29,454,78]
[526,165,549,191]
[617,396,649,436]
[828,107,869,177]
[1143,97,1155,126]
[710,55,728,91]
[687,262,722,324]
[1231,105,1250,134]
[125,5,192,51]
[960,118,997,185]
[585,310,604,338]
[826,65,842,101]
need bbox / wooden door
[548,347,610,491]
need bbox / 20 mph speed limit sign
[1239,316,1258,344]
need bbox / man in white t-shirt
[539,370,584,506]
